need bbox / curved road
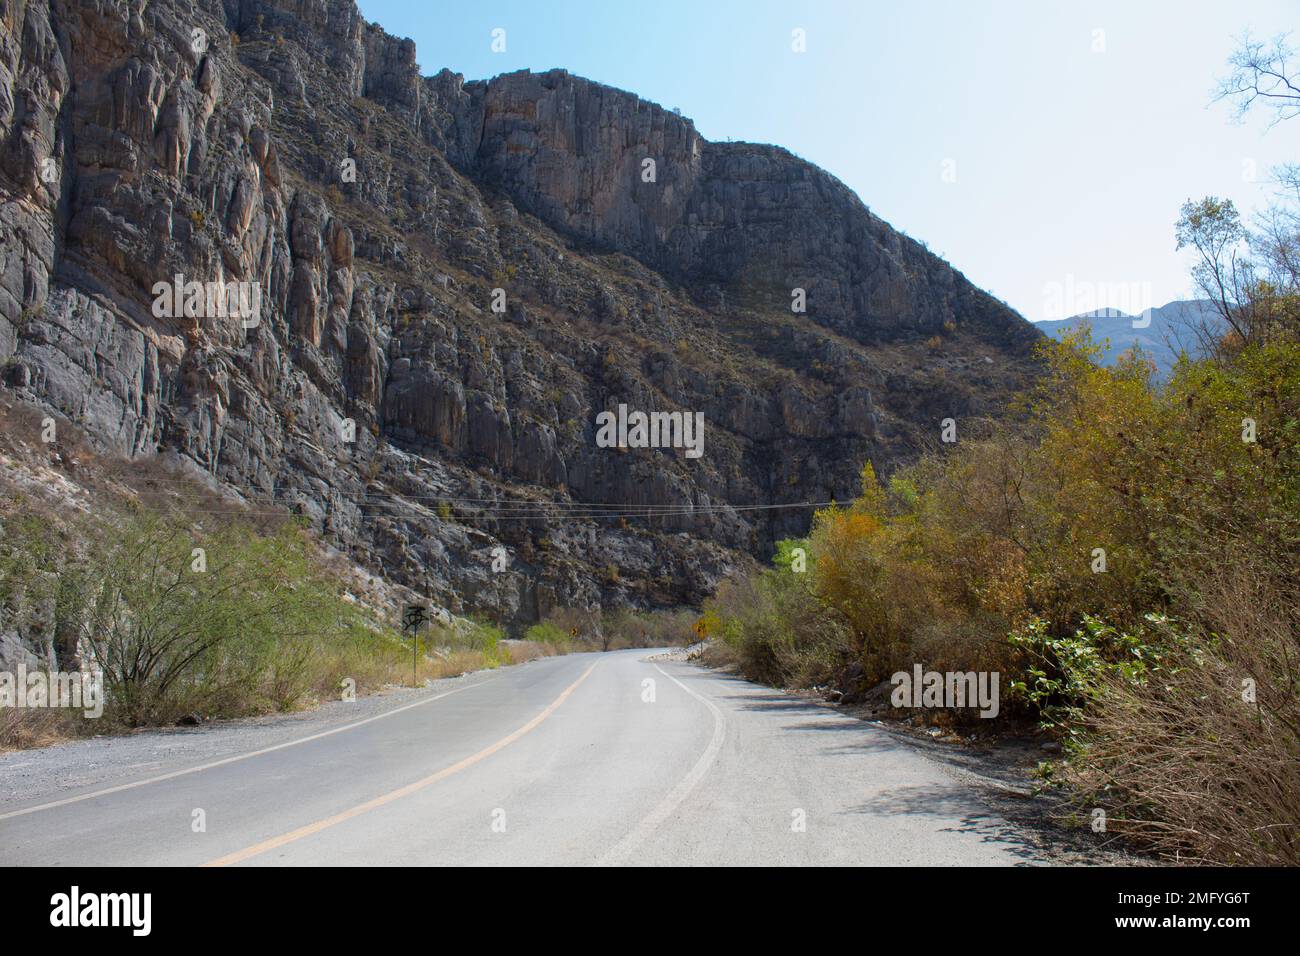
[0,650,1040,866]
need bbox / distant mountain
[1035,300,1225,377]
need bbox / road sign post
[402,604,429,687]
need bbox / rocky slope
[0,0,1041,631]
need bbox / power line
[133,501,836,521]
[120,478,825,510]
[97,478,840,518]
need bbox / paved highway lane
[0,651,1041,866]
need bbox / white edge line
[596,662,725,866]
[0,678,490,822]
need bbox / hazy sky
[357,0,1299,321]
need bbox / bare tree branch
[1216,32,1300,127]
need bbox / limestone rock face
[441,74,1032,351]
[0,0,1041,623]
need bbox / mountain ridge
[1035,299,1224,376]
[1,0,1042,627]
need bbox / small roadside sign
[402,604,428,686]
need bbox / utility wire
[100,478,841,519]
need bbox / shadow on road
[849,784,1043,864]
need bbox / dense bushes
[0,500,504,736]
[703,326,1299,863]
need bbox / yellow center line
[203,661,598,867]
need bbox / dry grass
[0,707,85,752]
[304,642,500,704]
[1070,561,1300,865]
[499,640,559,665]
[695,640,738,670]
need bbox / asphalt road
[0,650,1041,866]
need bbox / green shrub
[525,621,569,646]
[0,496,509,733]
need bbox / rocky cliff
[0,0,1041,625]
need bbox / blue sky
[357,0,1299,322]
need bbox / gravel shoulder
[0,665,514,808]
[687,657,1152,866]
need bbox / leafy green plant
[1006,614,1178,738]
